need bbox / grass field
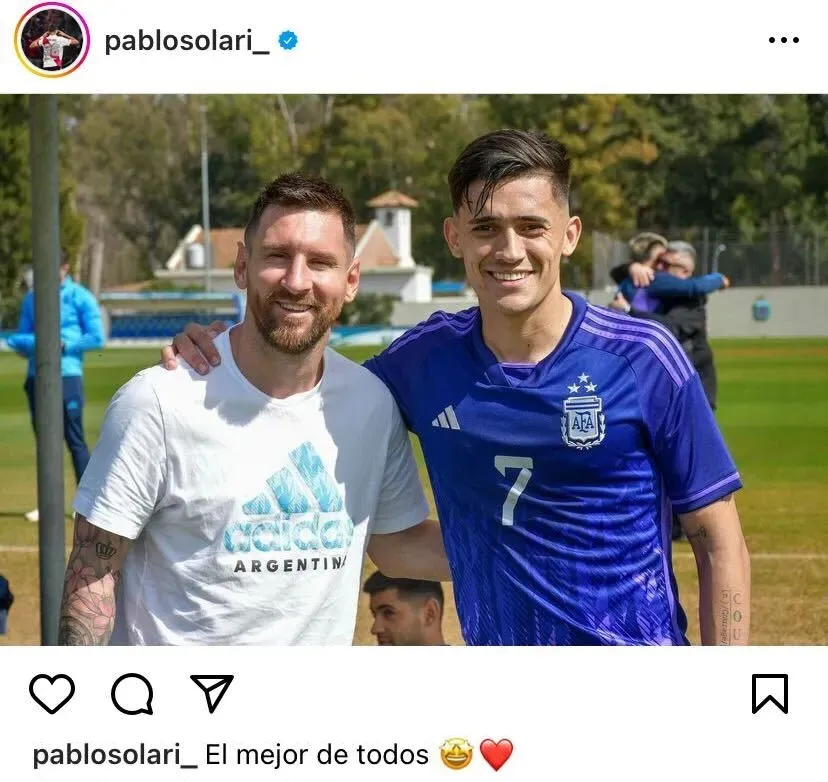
[1,338,827,646]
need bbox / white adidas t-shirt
[73,330,429,645]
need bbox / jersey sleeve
[648,372,742,514]
[363,349,415,431]
[72,372,167,539]
[370,397,430,535]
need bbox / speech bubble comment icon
[111,673,154,716]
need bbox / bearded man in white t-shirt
[58,172,449,646]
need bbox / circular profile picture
[14,3,89,77]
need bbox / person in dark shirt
[609,239,729,409]
[609,240,731,541]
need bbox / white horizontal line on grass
[673,551,828,561]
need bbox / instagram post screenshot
[0,0,825,779]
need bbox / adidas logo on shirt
[432,405,460,430]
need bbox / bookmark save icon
[190,675,234,715]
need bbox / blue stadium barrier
[98,291,245,341]
[108,312,238,339]
[432,281,466,295]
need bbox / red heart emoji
[480,739,513,771]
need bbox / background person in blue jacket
[613,246,729,312]
[610,240,730,410]
[7,253,105,522]
[609,240,730,542]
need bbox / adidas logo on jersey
[432,405,460,430]
[224,441,354,554]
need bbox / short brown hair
[628,232,668,263]
[244,172,357,253]
[448,129,571,217]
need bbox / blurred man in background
[363,571,446,646]
[611,239,726,410]
[6,253,105,522]
[610,239,728,541]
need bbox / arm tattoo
[95,542,116,559]
[686,524,708,542]
[718,587,746,645]
[58,518,127,646]
[58,615,97,646]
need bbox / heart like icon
[479,739,513,771]
[29,674,75,715]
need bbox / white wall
[400,267,433,302]
[375,208,413,266]
[705,287,828,337]
[582,286,828,338]
[392,287,828,337]
[359,268,433,303]
[392,295,477,325]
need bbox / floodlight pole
[29,94,65,646]
[200,100,212,293]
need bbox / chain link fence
[592,228,825,289]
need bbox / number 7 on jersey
[495,456,533,526]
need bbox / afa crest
[561,373,606,450]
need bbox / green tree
[0,96,31,299]
[0,96,83,320]
[245,95,489,280]
[637,95,828,279]
[65,95,205,277]
[338,293,396,325]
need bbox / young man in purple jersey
[161,130,751,646]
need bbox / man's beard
[249,288,341,355]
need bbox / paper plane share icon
[190,675,234,714]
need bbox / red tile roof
[190,227,244,270]
[186,222,396,271]
[366,190,419,208]
[356,225,398,268]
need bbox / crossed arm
[679,494,750,645]
[618,273,727,307]
[58,514,130,645]
[6,297,35,357]
[57,30,80,45]
[29,31,79,50]
[7,291,104,357]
